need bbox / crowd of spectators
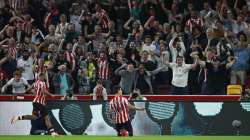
[0,0,250,96]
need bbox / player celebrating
[10,73,59,136]
[109,85,145,136]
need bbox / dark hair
[237,31,247,41]
[97,79,103,85]
[23,49,29,54]
[176,55,184,59]
[13,70,21,76]
[113,85,121,94]
[144,35,152,40]
[211,56,219,62]
[174,23,184,32]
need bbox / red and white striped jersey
[9,46,17,59]
[95,9,109,29]
[1,45,17,59]
[97,59,110,80]
[109,96,129,124]
[33,80,48,105]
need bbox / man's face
[116,54,123,63]
[38,59,44,66]
[6,27,14,36]
[176,57,183,66]
[66,43,73,50]
[100,53,105,60]
[164,24,170,32]
[160,43,165,52]
[49,25,55,34]
[237,16,243,23]
[85,14,92,21]
[176,42,181,51]
[206,50,215,60]
[61,66,66,72]
[129,42,135,48]
[23,52,29,60]
[153,21,159,28]
[132,22,139,29]
[188,4,193,11]
[145,37,151,44]
[127,64,134,72]
[108,21,115,29]
[239,34,246,42]
[171,3,177,11]
[79,36,85,43]
[48,44,55,52]
[139,66,144,74]
[39,75,45,81]
[204,2,209,11]
[132,0,137,6]
[60,15,67,23]
[14,74,21,81]
[191,11,196,18]
[68,25,75,32]
[116,36,122,43]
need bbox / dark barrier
[0,101,250,135]
[0,95,249,135]
[42,101,250,135]
[0,95,241,101]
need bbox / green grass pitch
[0,136,250,140]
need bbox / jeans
[170,85,189,95]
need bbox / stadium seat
[227,85,242,95]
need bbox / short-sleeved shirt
[33,80,48,105]
[109,95,129,124]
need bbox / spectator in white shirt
[72,34,88,55]
[17,50,34,84]
[93,80,108,101]
[232,15,249,34]
[142,35,156,58]
[55,14,69,38]
[165,55,197,95]
[1,70,30,94]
